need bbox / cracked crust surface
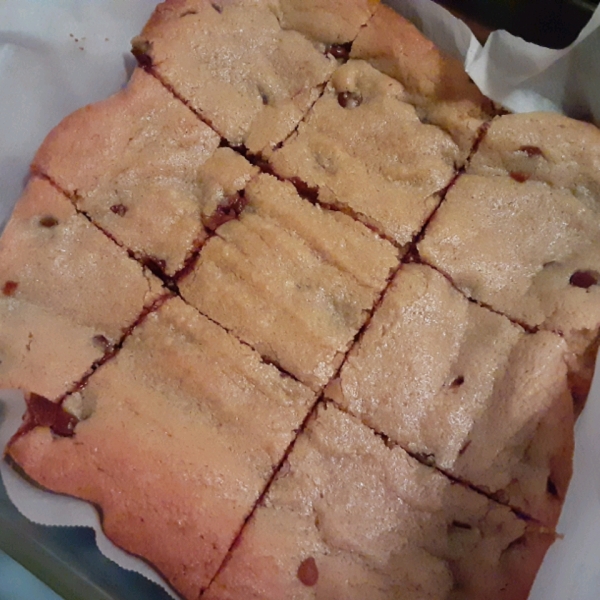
[0,2,595,598]
[419,113,600,411]
[270,59,459,246]
[32,68,255,276]
[0,178,163,400]
[325,263,574,527]
[204,404,554,600]
[351,3,497,157]
[8,296,315,599]
[178,174,399,391]
[133,0,343,154]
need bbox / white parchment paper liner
[1,1,600,598]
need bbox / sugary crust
[270,60,459,246]
[419,170,600,413]
[8,296,315,599]
[469,112,600,198]
[33,68,223,276]
[204,404,554,600]
[135,0,337,154]
[274,0,380,44]
[179,174,399,391]
[0,178,163,400]
[351,4,496,157]
[326,263,574,527]
[466,111,600,412]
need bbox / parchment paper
[1,1,600,598]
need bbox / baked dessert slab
[32,68,261,277]
[1,1,596,598]
[350,3,498,158]
[7,296,316,599]
[204,403,554,600]
[178,173,400,391]
[269,59,459,247]
[418,123,600,412]
[0,177,164,401]
[325,263,574,527]
[132,0,359,155]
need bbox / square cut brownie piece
[204,404,554,600]
[350,3,497,157]
[178,174,399,391]
[7,296,315,600]
[326,263,574,527]
[33,68,258,276]
[269,59,460,246]
[419,113,600,411]
[0,178,163,401]
[132,0,376,155]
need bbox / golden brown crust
[204,405,554,600]
[33,68,224,276]
[275,0,380,44]
[351,4,497,157]
[326,263,574,527]
[134,0,337,154]
[179,174,399,391]
[0,177,163,400]
[8,297,315,598]
[0,2,594,598]
[421,111,600,416]
[270,59,459,246]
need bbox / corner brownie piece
[204,404,553,600]
[132,0,376,155]
[269,59,459,246]
[0,178,163,400]
[326,263,574,527]
[33,68,258,276]
[350,3,497,157]
[419,113,600,411]
[7,296,315,599]
[178,174,399,391]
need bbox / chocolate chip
[338,91,362,109]
[326,43,351,60]
[110,204,128,217]
[450,375,465,388]
[297,557,319,587]
[547,477,559,498]
[509,171,530,183]
[26,393,79,437]
[142,256,168,278]
[39,215,59,228]
[519,145,544,158]
[2,281,18,296]
[131,39,153,70]
[92,335,111,352]
[257,87,269,106]
[569,270,598,289]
